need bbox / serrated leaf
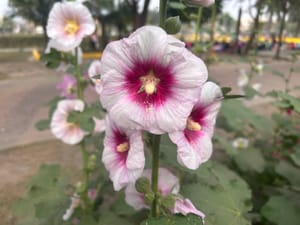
[140,214,203,225]
[182,162,252,225]
[219,100,272,134]
[275,161,300,187]
[35,119,50,131]
[261,195,300,225]
[233,148,265,173]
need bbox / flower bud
[135,177,151,194]
[162,194,176,209]
[184,0,215,7]
[75,181,85,194]
[165,16,181,34]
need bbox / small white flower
[62,194,81,221]
[232,137,249,149]
[252,83,262,92]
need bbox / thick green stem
[194,7,203,44]
[75,47,83,100]
[151,134,161,217]
[159,0,168,28]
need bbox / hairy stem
[151,134,161,217]
[159,0,168,28]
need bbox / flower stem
[159,0,168,28]
[151,134,161,217]
[194,7,203,44]
[75,47,83,100]
[80,140,91,210]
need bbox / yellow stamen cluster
[64,20,79,35]
[116,142,129,152]
[139,71,160,95]
[186,117,201,131]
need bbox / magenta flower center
[125,60,175,109]
[184,107,206,143]
[64,20,79,35]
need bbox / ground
[0,51,299,225]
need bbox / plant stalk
[151,134,161,217]
[159,0,168,28]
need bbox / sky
[0,0,9,17]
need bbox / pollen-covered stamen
[117,142,129,152]
[186,117,201,131]
[64,20,79,35]
[139,71,160,95]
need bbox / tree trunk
[234,7,242,53]
[135,0,151,29]
[295,20,300,37]
[42,23,48,49]
[97,16,109,50]
[243,0,264,55]
[267,9,273,32]
[208,4,217,58]
[274,1,288,59]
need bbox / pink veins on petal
[124,59,175,109]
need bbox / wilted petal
[173,198,205,221]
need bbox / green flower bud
[135,177,151,194]
[165,16,181,34]
[162,194,176,209]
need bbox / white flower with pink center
[102,117,145,191]
[47,1,95,51]
[169,82,222,170]
[100,26,207,134]
[88,60,102,94]
[50,99,87,145]
[125,168,205,221]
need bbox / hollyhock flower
[184,0,215,7]
[102,117,145,191]
[169,82,222,170]
[88,60,102,94]
[93,117,106,133]
[50,99,87,145]
[56,74,77,99]
[47,1,95,51]
[125,168,205,221]
[87,188,98,201]
[100,26,207,134]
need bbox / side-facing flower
[88,60,102,94]
[125,168,205,221]
[102,117,145,191]
[50,99,87,145]
[169,82,222,170]
[56,74,77,99]
[47,1,95,51]
[100,26,207,134]
[184,0,215,7]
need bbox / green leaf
[261,195,300,225]
[182,162,252,225]
[98,211,132,225]
[233,148,266,173]
[140,214,203,225]
[215,135,239,156]
[219,100,272,134]
[244,86,259,99]
[221,87,232,95]
[67,110,95,133]
[275,161,300,188]
[35,119,50,131]
[12,164,69,225]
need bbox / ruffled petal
[169,131,212,170]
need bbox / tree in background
[9,0,61,43]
